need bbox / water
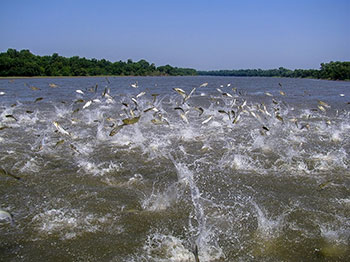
[0,76,350,261]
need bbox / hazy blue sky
[1,0,349,70]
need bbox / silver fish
[0,208,14,226]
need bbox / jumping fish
[54,139,65,148]
[265,92,273,97]
[199,82,208,87]
[122,116,140,125]
[130,82,138,88]
[0,91,5,96]
[0,167,21,180]
[49,83,58,88]
[318,100,330,108]
[193,244,200,262]
[318,105,326,112]
[0,208,14,226]
[5,115,17,121]
[194,107,204,116]
[34,97,43,103]
[136,91,146,98]
[109,124,124,136]
[173,88,187,99]
[202,115,213,124]
[53,121,71,137]
[25,83,40,91]
[82,100,92,109]
[76,89,84,95]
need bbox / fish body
[83,100,92,109]
[0,209,14,226]
[202,115,213,124]
[53,121,71,136]
[122,116,140,125]
[0,167,21,180]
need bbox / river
[0,76,349,261]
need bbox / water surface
[0,76,350,261]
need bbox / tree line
[199,62,350,80]
[0,49,197,77]
[0,49,349,80]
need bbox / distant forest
[0,49,197,77]
[0,49,349,80]
[199,62,350,81]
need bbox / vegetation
[0,49,349,80]
[199,62,350,80]
[0,49,197,77]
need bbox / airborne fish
[53,121,71,136]
[0,167,21,180]
[122,116,140,125]
[202,115,213,124]
[0,208,14,226]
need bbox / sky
[0,0,349,70]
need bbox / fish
[75,99,85,103]
[218,110,231,120]
[279,91,286,96]
[278,83,282,87]
[0,91,5,96]
[49,83,58,88]
[173,88,187,99]
[76,89,84,95]
[105,77,110,84]
[178,113,188,123]
[5,115,17,121]
[202,115,213,124]
[130,82,138,88]
[199,82,208,87]
[53,121,71,136]
[194,107,204,116]
[318,100,330,108]
[222,92,233,98]
[131,98,138,107]
[275,114,284,123]
[109,124,124,136]
[69,144,80,154]
[122,116,140,125]
[232,114,240,124]
[262,126,270,131]
[318,105,326,112]
[174,107,185,113]
[26,110,34,114]
[151,93,159,104]
[72,108,80,114]
[0,125,11,131]
[319,181,331,189]
[193,244,200,262]
[184,87,196,103]
[34,97,43,103]
[144,107,158,113]
[0,208,14,226]
[265,92,273,97]
[151,118,169,125]
[0,167,21,180]
[136,91,146,98]
[54,139,65,148]
[25,83,40,91]
[82,100,92,109]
